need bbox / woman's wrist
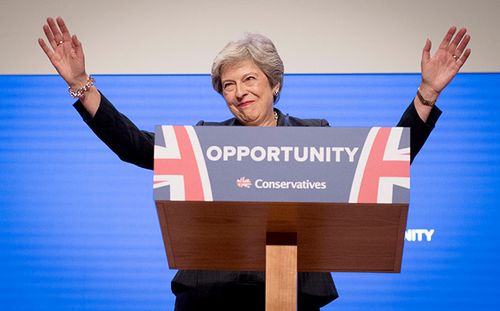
[68,73,90,90]
[68,75,95,98]
[418,82,440,103]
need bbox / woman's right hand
[38,17,88,90]
[38,16,100,117]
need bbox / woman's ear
[273,82,281,96]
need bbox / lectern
[153,126,410,310]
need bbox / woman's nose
[235,83,247,99]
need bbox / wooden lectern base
[266,232,298,311]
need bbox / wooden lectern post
[266,232,298,311]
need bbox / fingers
[43,24,57,50]
[448,28,467,53]
[447,27,471,67]
[38,38,54,60]
[72,34,84,56]
[47,17,64,44]
[456,33,471,53]
[56,17,72,42]
[421,38,431,64]
[439,26,470,55]
[457,48,472,68]
[454,33,471,60]
[438,26,457,50]
[71,34,79,49]
[42,16,75,54]
[437,26,471,67]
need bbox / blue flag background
[1,73,499,310]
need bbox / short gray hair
[211,33,284,102]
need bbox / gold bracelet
[69,75,95,98]
[416,88,436,107]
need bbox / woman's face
[221,59,279,126]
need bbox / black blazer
[74,92,441,309]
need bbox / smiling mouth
[238,100,254,107]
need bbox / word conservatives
[207,145,359,162]
[256,179,326,190]
[236,177,326,190]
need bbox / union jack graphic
[349,127,410,203]
[153,126,213,201]
[236,177,252,188]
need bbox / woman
[39,17,470,310]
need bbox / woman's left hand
[419,26,471,99]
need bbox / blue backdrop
[1,73,499,310]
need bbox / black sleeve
[397,100,442,164]
[73,92,155,170]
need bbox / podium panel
[154,126,410,205]
[155,201,407,272]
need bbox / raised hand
[39,17,100,116]
[420,26,471,98]
[38,17,88,89]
